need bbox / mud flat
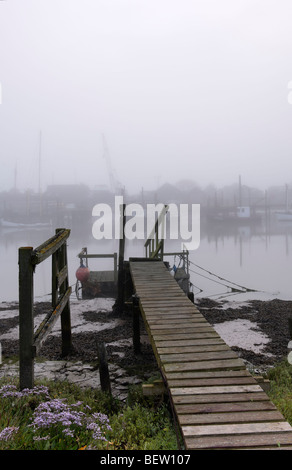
[1,296,291,396]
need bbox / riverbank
[196,297,292,371]
[0,296,291,393]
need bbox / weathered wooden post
[97,342,111,394]
[19,247,34,390]
[288,317,292,340]
[56,228,72,356]
[115,203,126,313]
[132,294,141,354]
[19,229,72,389]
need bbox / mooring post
[132,294,141,354]
[19,247,34,389]
[97,342,111,394]
[288,317,292,340]
[116,203,126,313]
[188,291,194,303]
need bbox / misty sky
[1,0,292,195]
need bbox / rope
[188,260,257,293]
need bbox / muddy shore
[196,297,292,369]
[1,296,292,384]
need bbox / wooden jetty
[129,259,292,450]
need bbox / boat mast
[38,130,42,216]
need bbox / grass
[266,359,292,426]
[0,360,291,450]
[0,377,178,450]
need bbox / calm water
[1,215,292,303]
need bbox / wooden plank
[147,316,207,323]
[168,376,258,387]
[166,369,252,379]
[135,287,185,293]
[178,410,285,425]
[33,287,71,355]
[138,290,186,294]
[31,229,70,265]
[175,401,276,415]
[147,315,207,323]
[182,422,292,437]
[156,338,225,348]
[147,319,208,326]
[142,304,200,310]
[141,302,195,308]
[143,309,202,315]
[164,358,246,372]
[240,446,292,450]
[146,313,204,320]
[173,394,271,408]
[160,350,239,363]
[145,313,204,319]
[153,332,221,341]
[140,296,192,301]
[170,384,263,395]
[184,432,292,449]
[148,322,209,330]
[139,294,187,299]
[151,326,215,335]
[57,264,68,289]
[157,344,230,355]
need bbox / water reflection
[1,211,292,303]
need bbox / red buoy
[76,264,90,283]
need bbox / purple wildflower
[33,435,50,441]
[0,426,19,441]
[62,428,74,438]
[29,398,111,444]
[0,384,50,399]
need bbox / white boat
[0,218,52,229]
[276,211,292,221]
[276,184,292,221]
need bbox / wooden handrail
[144,204,169,259]
[31,228,70,265]
[19,228,72,389]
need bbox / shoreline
[196,297,292,371]
[0,296,291,392]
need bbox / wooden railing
[19,228,71,389]
[77,247,118,281]
[144,204,169,259]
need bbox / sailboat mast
[38,131,42,216]
[38,130,42,195]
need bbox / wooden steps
[129,260,292,450]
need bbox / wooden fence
[19,228,71,389]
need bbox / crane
[102,134,123,194]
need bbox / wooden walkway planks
[129,260,292,450]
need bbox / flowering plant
[0,383,111,450]
[29,398,111,447]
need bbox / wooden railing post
[144,204,168,259]
[97,342,111,394]
[132,294,141,354]
[19,229,72,388]
[19,247,34,390]
[115,204,126,313]
[56,228,72,356]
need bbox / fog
[1,0,292,195]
